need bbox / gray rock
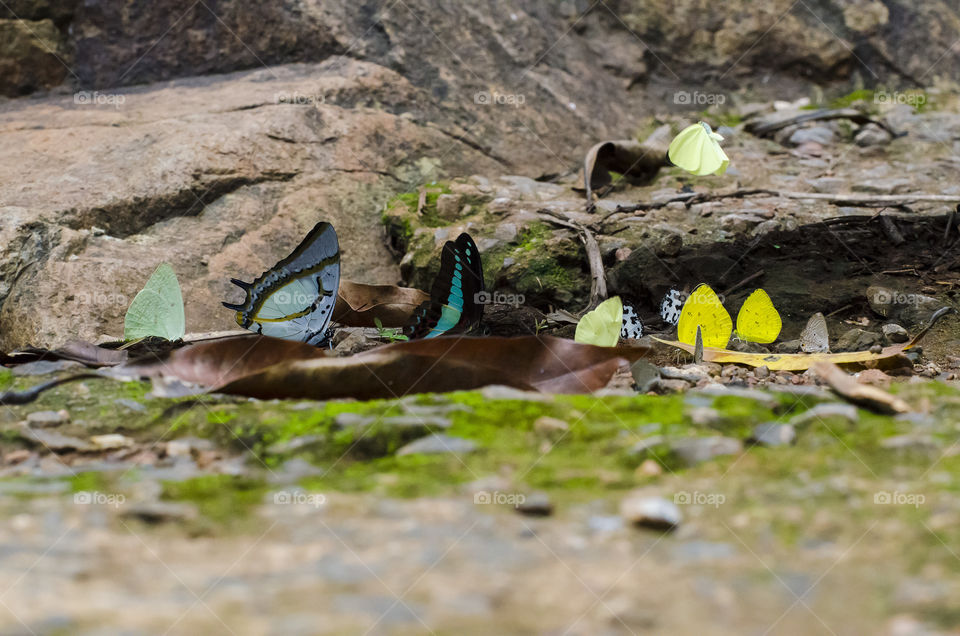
[789,403,859,427]
[651,378,692,394]
[692,384,779,408]
[165,437,215,457]
[515,492,553,516]
[882,323,909,343]
[628,435,667,458]
[776,339,801,354]
[670,436,742,466]
[11,360,83,375]
[25,410,69,427]
[630,360,661,391]
[267,435,327,456]
[587,515,625,534]
[854,123,892,146]
[659,366,704,384]
[396,434,478,456]
[835,328,882,352]
[620,495,682,531]
[493,223,518,242]
[435,193,462,220]
[853,178,913,195]
[720,213,767,233]
[114,398,147,413]
[749,423,797,447]
[805,177,847,193]
[20,426,91,452]
[788,126,835,145]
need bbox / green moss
[161,474,267,525]
[829,88,875,109]
[0,369,12,391]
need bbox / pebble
[533,416,569,438]
[776,339,801,354]
[90,434,134,450]
[659,366,704,383]
[835,328,881,352]
[26,410,70,427]
[619,495,682,531]
[853,178,913,195]
[749,423,797,447]
[630,360,660,391]
[788,126,835,146]
[789,403,859,427]
[635,459,663,477]
[854,123,892,146]
[881,434,939,452]
[396,434,478,456]
[882,323,909,343]
[166,437,215,457]
[686,406,722,427]
[115,398,147,413]
[857,368,892,387]
[515,492,553,516]
[669,436,743,467]
[652,378,691,394]
[19,426,92,452]
[266,434,326,455]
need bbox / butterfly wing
[659,289,684,326]
[668,123,707,174]
[575,296,623,347]
[223,222,340,346]
[676,284,732,349]
[735,288,782,344]
[698,134,729,176]
[800,312,830,353]
[408,233,485,339]
[124,263,186,341]
[620,301,644,339]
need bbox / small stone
[805,176,846,193]
[20,426,92,452]
[115,398,147,413]
[11,360,83,376]
[652,378,691,394]
[857,368,892,388]
[669,436,742,467]
[854,123,892,147]
[515,492,553,516]
[776,340,801,354]
[853,178,912,195]
[267,435,326,455]
[659,366,703,383]
[620,495,682,531]
[630,360,660,391]
[636,459,663,477]
[720,213,767,234]
[749,423,797,447]
[435,193,462,220]
[789,403,859,427]
[686,407,721,427]
[166,437,215,457]
[881,434,938,452]
[26,410,70,427]
[90,434,134,450]
[533,416,569,438]
[396,434,477,456]
[4,450,32,465]
[493,222,518,242]
[788,126,835,145]
[835,328,881,352]
[754,366,770,380]
[882,323,909,343]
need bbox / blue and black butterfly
[222,222,340,346]
[406,232,485,339]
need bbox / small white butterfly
[659,289,684,326]
[620,302,644,339]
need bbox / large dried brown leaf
[123,335,654,400]
[333,280,429,328]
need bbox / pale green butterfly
[575,296,623,347]
[667,121,729,176]
[123,263,186,341]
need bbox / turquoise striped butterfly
[222,222,340,346]
[407,232,485,339]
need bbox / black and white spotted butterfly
[659,288,684,326]
[620,302,644,339]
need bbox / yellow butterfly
[677,284,732,349]
[667,122,729,176]
[734,289,782,344]
[575,296,623,347]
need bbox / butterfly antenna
[694,326,704,365]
